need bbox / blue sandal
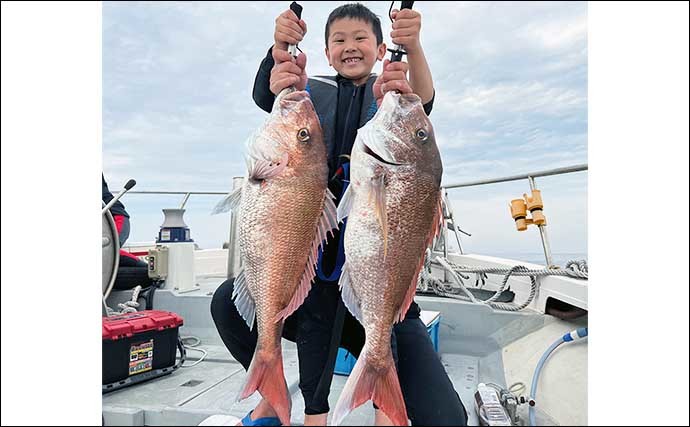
[241,410,282,426]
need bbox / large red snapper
[213,88,338,426]
[332,91,444,426]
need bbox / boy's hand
[270,49,307,94]
[390,8,422,55]
[274,9,307,52]
[373,59,413,106]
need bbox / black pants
[210,278,468,425]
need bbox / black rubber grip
[125,179,136,190]
[389,1,415,62]
[290,2,302,19]
[390,50,404,62]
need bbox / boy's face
[325,18,386,85]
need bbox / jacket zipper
[335,85,359,171]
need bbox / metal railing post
[528,176,554,267]
[444,189,465,254]
[179,192,191,209]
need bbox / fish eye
[415,128,428,143]
[297,128,310,143]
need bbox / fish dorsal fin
[232,269,256,330]
[339,262,364,324]
[211,186,243,215]
[274,189,339,322]
[427,191,444,248]
[247,152,289,181]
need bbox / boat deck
[103,272,586,426]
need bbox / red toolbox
[102,310,185,393]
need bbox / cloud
[439,82,586,118]
[103,2,588,252]
[518,12,587,50]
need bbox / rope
[104,285,142,316]
[443,258,588,280]
[117,285,142,313]
[417,252,587,312]
[430,258,539,311]
[566,259,588,274]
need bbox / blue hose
[529,327,588,426]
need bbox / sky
[102,1,588,258]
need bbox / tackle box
[334,310,441,376]
[102,310,184,393]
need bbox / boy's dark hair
[324,3,383,46]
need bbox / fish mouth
[362,143,403,166]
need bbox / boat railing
[439,163,588,267]
[115,165,587,278]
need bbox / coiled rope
[418,250,587,312]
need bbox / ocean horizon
[483,252,588,267]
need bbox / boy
[211,4,468,426]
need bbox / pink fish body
[333,91,444,426]
[213,89,339,426]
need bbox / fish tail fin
[236,351,292,426]
[332,351,407,426]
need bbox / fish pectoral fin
[211,186,243,215]
[248,152,289,181]
[337,183,355,223]
[371,175,388,258]
[274,189,340,323]
[232,269,256,330]
[339,262,363,324]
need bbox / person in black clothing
[211,4,467,426]
[102,173,130,247]
[103,174,154,291]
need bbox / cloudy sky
[103,1,588,259]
